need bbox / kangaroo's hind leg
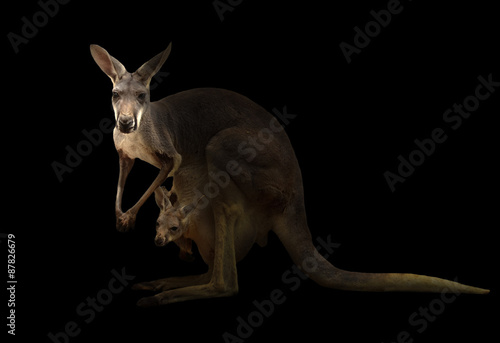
[136,131,248,306]
[135,193,241,307]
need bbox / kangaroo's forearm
[128,166,170,215]
[115,154,135,214]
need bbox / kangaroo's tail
[273,225,489,294]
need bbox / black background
[4,0,498,342]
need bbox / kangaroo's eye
[170,226,179,232]
[156,221,160,228]
[137,93,146,101]
[112,91,120,99]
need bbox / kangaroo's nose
[155,236,166,247]
[118,115,135,132]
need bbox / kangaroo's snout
[118,115,136,133]
[155,234,168,247]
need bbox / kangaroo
[90,43,489,307]
[153,186,205,262]
[134,186,213,293]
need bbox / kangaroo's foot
[132,273,211,292]
[136,282,237,307]
[116,210,136,232]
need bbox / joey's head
[153,187,197,247]
[90,43,172,134]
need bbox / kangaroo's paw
[116,211,136,232]
[132,281,160,292]
[137,295,161,307]
[136,283,235,307]
[133,274,211,292]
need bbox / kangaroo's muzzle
[118,115,136,133]
[154,235,168,247]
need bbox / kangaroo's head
[90,43,172,134]
[153,186,200,247]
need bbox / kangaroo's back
[150,88,277,157]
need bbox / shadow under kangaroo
[90,43,489,307]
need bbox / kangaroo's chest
[113,129,162,168]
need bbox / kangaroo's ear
[179,204,193,219]
[180,195,205,218]
[90,45,128,84]
[134,42,172,86]
[154,186,171,211]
